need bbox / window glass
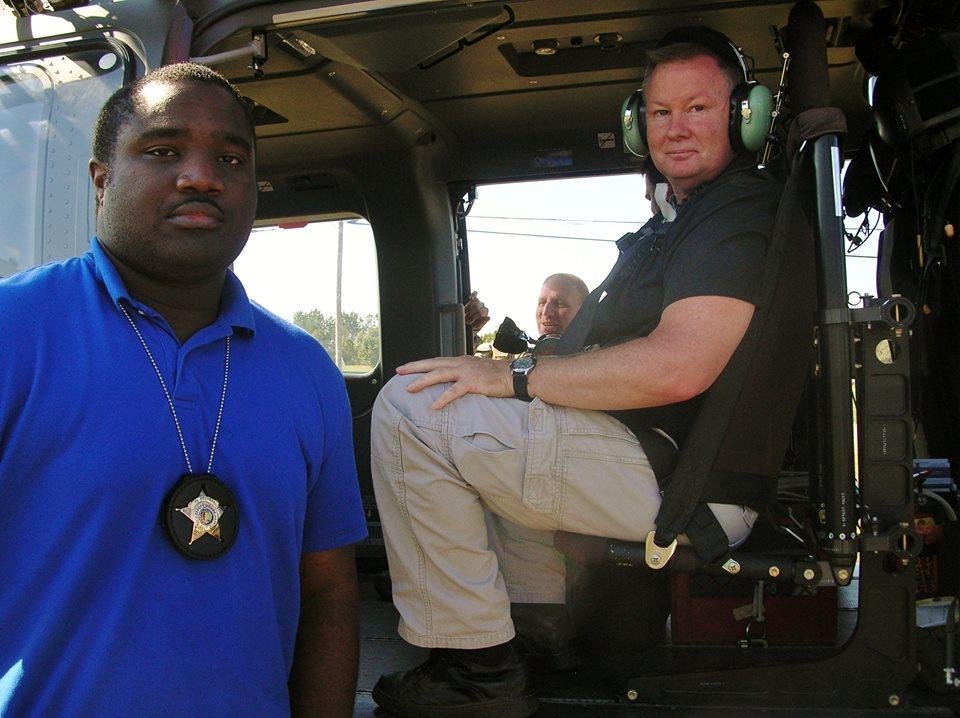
[842,161,881,300]
[0,47,125,277]
[467,171,880,347]
[466,175,642,343]
[843,207,881,300]
[233,218,381,375]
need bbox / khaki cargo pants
[371,373,755,649]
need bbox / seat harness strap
[651,159,805,564]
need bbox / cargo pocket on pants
[521,399,562,519]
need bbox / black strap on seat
[653,158,811,563]
[554,226,655,355]
[556,175,736,357]
[700,469,779,508]
[653,106,846,562]
[630,426,679,478]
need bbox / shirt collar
[653,182,678,222]
[672,156,758,211]
[90,236,256,335]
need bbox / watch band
[510,356,536,402]
[513,369,533,402]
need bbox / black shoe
[372,642,538,717]
[511,602,581,672]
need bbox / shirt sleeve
[302,364,368,553]
[662,194,772,309]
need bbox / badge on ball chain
[163,473,239,559]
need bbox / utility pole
[334,220,344,367]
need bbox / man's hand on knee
[397,356,514,409]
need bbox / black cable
[846,210,883,253]
[470,214,646,224]
[467,229,619,243]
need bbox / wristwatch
[510,355,537,402]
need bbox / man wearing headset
[371,27,782,718]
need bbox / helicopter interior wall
[185,0,877,181]
[4,0,960,709]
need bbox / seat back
[557,165,820,566]
[654,161,819,559]
[708,170,818,494]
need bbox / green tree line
[294,309,380,371]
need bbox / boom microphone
[493,317,532,355]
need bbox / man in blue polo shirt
[0,63,367,716]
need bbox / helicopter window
[0,47,125,277]
[465,174,645,342]
[843,163,882,299]
[468,171,881,337]
[234,217,381,375]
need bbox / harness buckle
[644,530,678,569]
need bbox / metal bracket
[190,32,267,78]
[825,296,917,335]
[721,557,741,575]
[846,305,881,324]
[644,531,677,569]
[860,520,922,561]
[849,296,916,332]
[792,560,823,586]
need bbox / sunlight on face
[536,279,586,336]
[136,80,178,113]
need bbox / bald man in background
[535,273,588,338]
[392,275,588,669]
[487,271,588,670]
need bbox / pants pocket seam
[393,413,433,634]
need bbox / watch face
[512,356,535,373]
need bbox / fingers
[463,292,480,318]
[396,360,429,375]
[430,382,469,410]
[404,367,460,393]
[464,291,491,331]
[397,356,476,375]
[392,355,507,408]
[397,368,467,409]
[471,311,490,332]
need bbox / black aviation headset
[621,26,774,158]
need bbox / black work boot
[371,641,537,717]
[511,602,581,672]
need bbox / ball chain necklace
[120,302,239,559]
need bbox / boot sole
[371,685,538,718]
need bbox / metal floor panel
[354,573,954,717]
[356,574,426,717]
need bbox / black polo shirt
[589,165,783,447]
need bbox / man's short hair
[543,273,588,302]
[641,41,742,96]
[92,62,253,165]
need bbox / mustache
[170,197,224,215]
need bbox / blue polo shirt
[0,238,367,716]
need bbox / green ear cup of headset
[621,90,647,157]
[622,80,773,158]
[738,83,774,152]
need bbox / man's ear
[89,159,108,207]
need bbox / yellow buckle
[645,530,678,569]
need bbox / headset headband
[620,26,773,158]
[654,26,750,84]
